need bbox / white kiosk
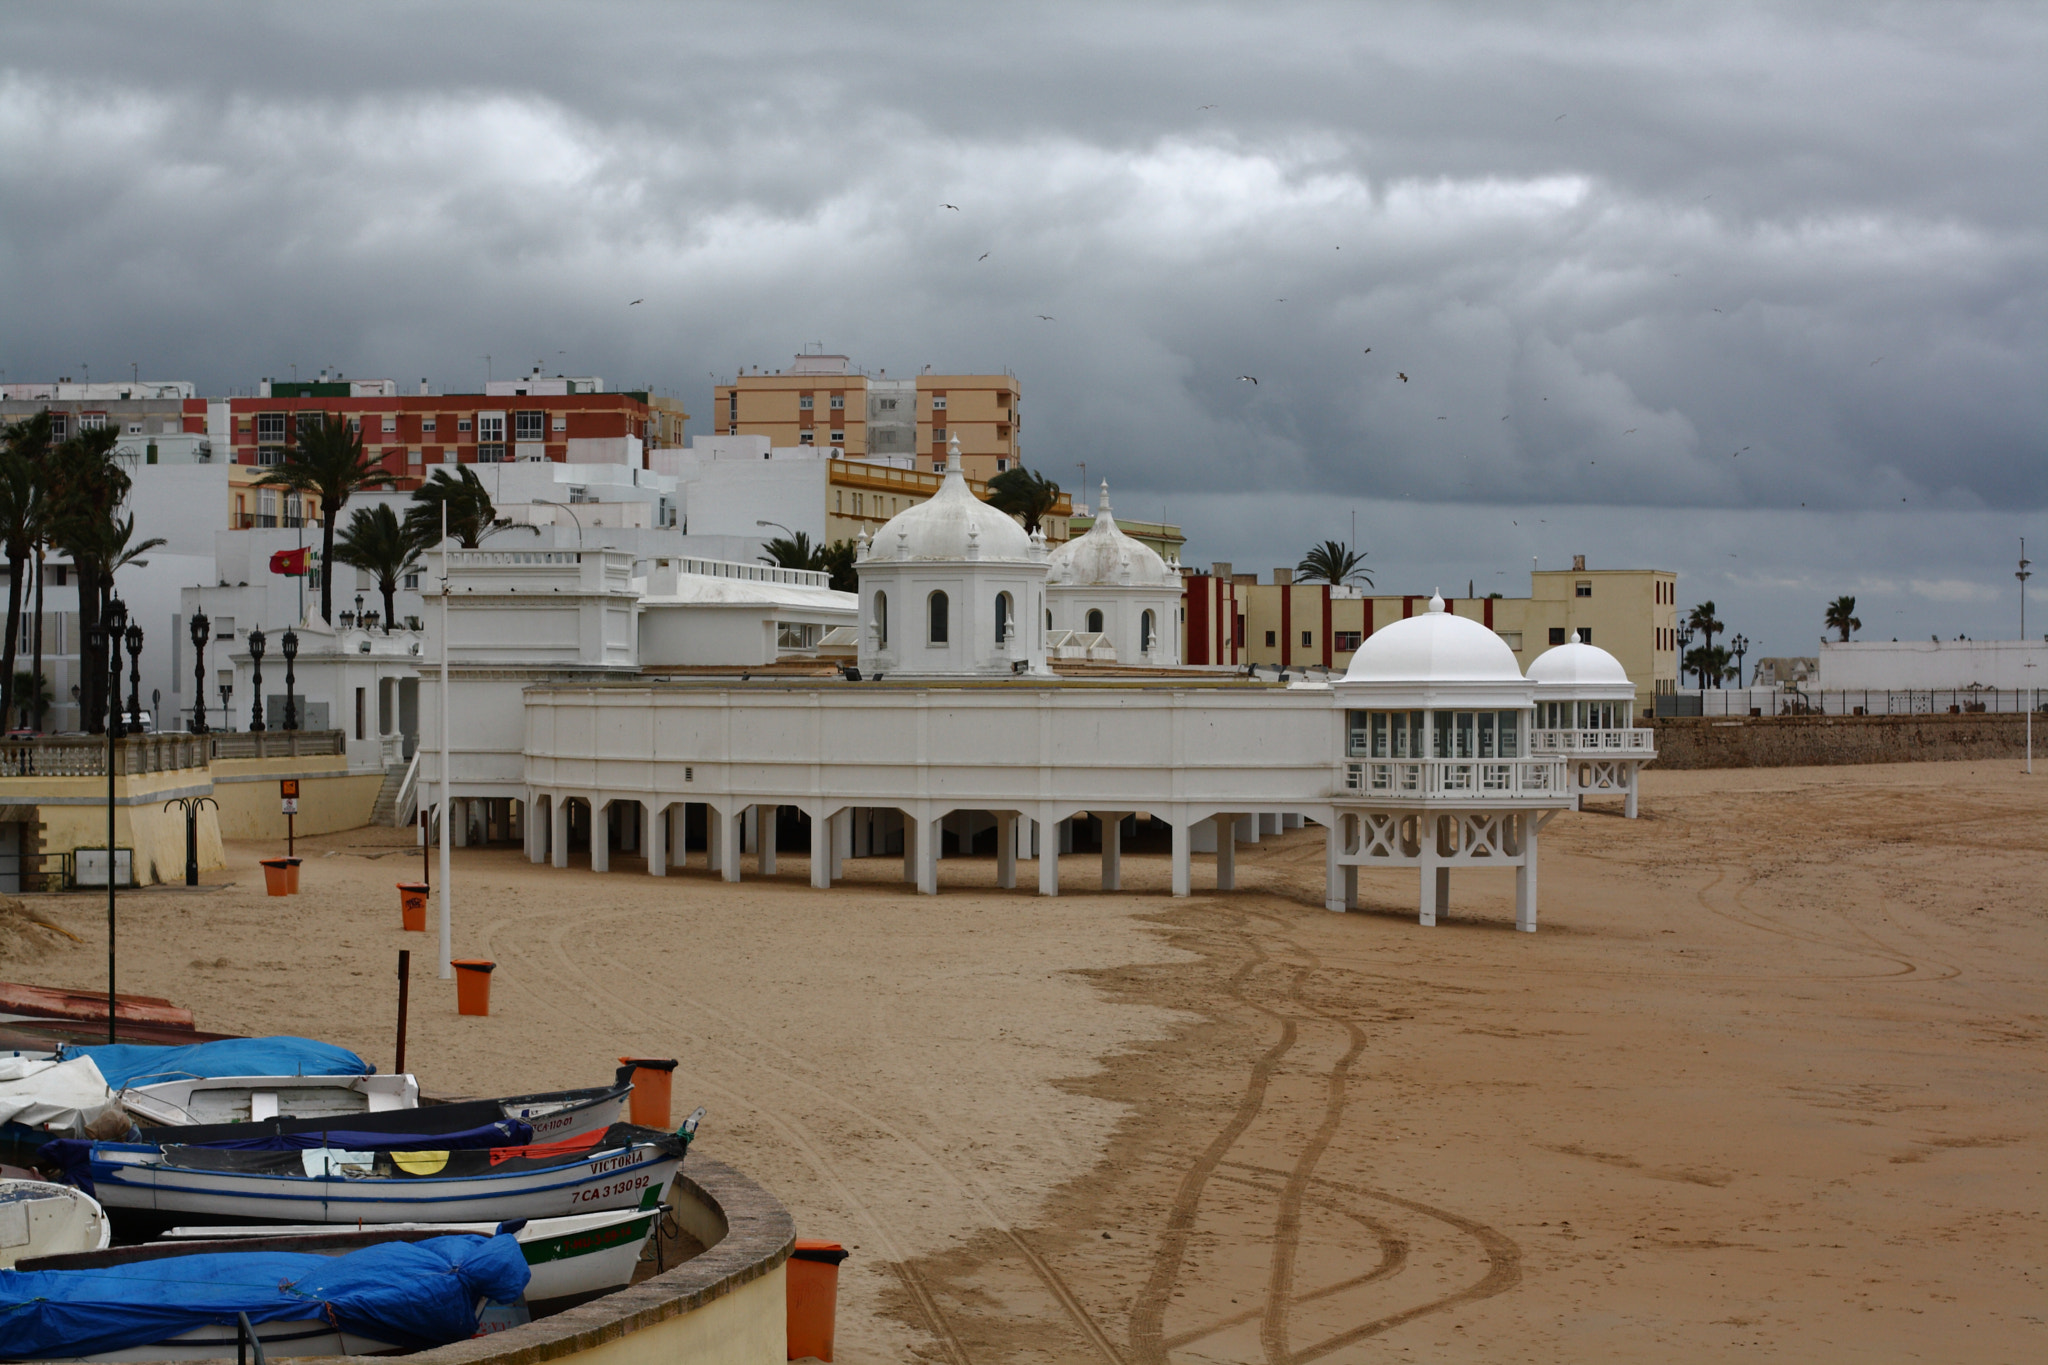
[1527,631,1656,818]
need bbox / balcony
[1530,728,1656,754]
[1342,757,1567,800]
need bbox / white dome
[1526,634,1631,686]
[864,437,1035,563]
[1342,594,1525,683]
[1047,482,1176,587]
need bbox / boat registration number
[575,1173,651,1205]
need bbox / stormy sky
[3,2,2043,660]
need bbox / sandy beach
[8,759,2042,1362]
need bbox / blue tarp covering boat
[59,1038,370,1090]
[0,1231,529,1359]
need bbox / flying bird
[978,252,989,261]
[1501,415,1510,421]
[1398,372,1409,382]
[1361,347,1371,354]
[1198,104,1216,110]
[628,298,644,305]
[1624,428,1637,434]
[1554,113,1568,121]
[1035,314,1055,321]
[1870,357,1885,365]
[1713,308,1723,313]
[1438,416,1446,420]
[1238,375,1258,385]
[941,203,959,210]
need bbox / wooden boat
[0,1178,111,1269]
[147,1205,667,1314]
[63,1122,689,1231]
[137,1079,632,1149]
[120,1072,420,1128]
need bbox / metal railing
[1663,688,2045,718]
[1530,728,1656,753]
[0,733,210,778]
[1343,757,1566,798]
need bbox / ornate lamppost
[124,620,144,730]
[1730,633,1749,690]
[188,610,209,733]
[281,626,300,731]
[1676,623,1696,690]
[248,627,267,731]
[103,599,128,740]
[92,597,128,1042]
[219,682,233,732]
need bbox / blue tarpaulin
[0,1233,530,1359]
[62,1037,371,1089]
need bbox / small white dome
[866,437,1035,563]
[1342,593,1525,683]
[1047,481,1175,587]
[1526,634,1631,685]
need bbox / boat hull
[0,1179,111,1268]
[121,1073,418,1128]
[49,1320,401,1362]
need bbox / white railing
[393,749,422,825]
[671,557,831,589]
[1343,757,1567,799]
[1530,728,1655,754]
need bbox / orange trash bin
[618,1057,678,1128]
[282,857,301,893]
[397,882,428,932]
[452,959,495,1016]
[260,859,293,896]
[786,1240,848,1361]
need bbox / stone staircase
[368,759,413,827]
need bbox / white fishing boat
[120,1072,419,1128]
[0,1179,111,1269]
[65,1122,689,1229]
[156,1205,668,1313]
[134,1079,630,1147]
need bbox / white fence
[1344,757,1567,798]
[1663,688,2045,718]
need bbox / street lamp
[219,682,233,732]
[102,599,127,740]
[1730,633,1749,690]
[124,620,144,730]
[247,627,267,731]
[281,626,299,731]
[1676,623,1696,689]
[188,610,210,733]
[87,597,128,1043]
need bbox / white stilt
[1171,821,1191,898]
[550,797,568,869]
[1100,813,1122,891]
[1037,809,1060,896]
[1217,815,1237,892]
[589,802,609,873]
[1324,822,1345,911]
[903,815,918,883]
[918,817,941,895]
[832,809,849,876]
[1515,818,1539,932]
[705,805,721,873]
[996,814,1017,889]
[646,802,666,876]
[717,806,741,883]
[1625,778,1639,820]
[810,808,832,889]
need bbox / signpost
[281,778,300,856]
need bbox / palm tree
[1685,643,1733,691]
[334,504,418,629]
[1824,595,1860,642]
[10,669,49,731]
[0,418,49,733]
[1685,600,1724,686]
[817,539,859,594]
[760,531,820,571]
[404,467,506,551]
[984,467,1062,534]
[257,413,395,622]
[1296,539,1374,588]
[44,425,129,730]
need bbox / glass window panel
[1478,711,1496,758]
[1497,711,1520,756]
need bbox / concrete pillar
[550,797,569,869]
[1324,822,1346,912]
[452,799,470,849]
[1516,819,1539,932]
[810,808,833,889]
[718,806,742,882]
[1037,811,1060,896]
[1216,815,1237,891]
[1283,812,1303,830]
[902,814,918,883]
[1171,820,1191,898]
[1100,812,1123,891]
[1260,812,1281,836]
[757,805,777,876]
[1238,813,1260,845]
[590,802,610,873]
[742,806,757,859]
[1418,836,1436,926]
[832,808,849,875]
[705,805,721,873]
[996,814,1017,889]
[525,797,545,864]
[918,816,941,896]
[646,802,667,876]
[1625,770,1639,820]
[1028,818,1039,858]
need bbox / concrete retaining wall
[1651,712,2036,769]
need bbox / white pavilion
[1527,631,1657,817]
[1045,481,1183,667]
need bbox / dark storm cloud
[2,2,2042,654]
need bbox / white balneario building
[1527,632,1656,818]
[1045,481,1182,667]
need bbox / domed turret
[1526,632,1630,686]
[1048,483,1175,586]
[1342,593,1524,685]
[864,438,1035,565]
[1045,481,1184,666]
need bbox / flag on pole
[269,547,310,576]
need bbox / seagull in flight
[978,252,989,261]
[1361,347,1371,354]
[1238,375,1259,385]
[1035,314,1055,321]
[628,298,644,305]
[941,203,959,210]
[1398,372,1409,382]
[1554,113,1568,121]
[1198,103,1216,110]
[1624,428,1637,434]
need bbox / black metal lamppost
[281,626,299,731]
[1730,634,1749,690]
[1676,623,1696,689]
[248,627,266,731]
[189,610,210,733]
[124,620,144,730]
[219,682,233,732]
[92,597,128,1042]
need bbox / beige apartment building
[1198,556,1678,713]
[822,458,1073,547]
[714,354,1023,482]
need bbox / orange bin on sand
[786,1240,848,1362]
[283,857,301,893]
[397,882,428,932]
[618,1057,678,1128]
[260,859,294,896]
[452,959,495,1016]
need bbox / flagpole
[438,501,452,979]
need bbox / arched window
[873,590,888,645]
[1086,608,1104,633]
[995,591,1012,644]
[1141,609,1155,654]
[928,590,949,644]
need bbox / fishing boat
[0,1231,528,1361]
[0,1179,111,1269]
[147,1205,668,1314]
[120,1072,419,1128]
[136,1077,632,1148]
[48,1122,691,1232]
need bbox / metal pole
[438,502,452,979]
[106,657,116,1046]
[395,949,411,1074]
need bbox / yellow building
[823,458,1072,548]
[1221,555,1678,714]
[714,354,1022,482]
[1068,510,1185,565]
